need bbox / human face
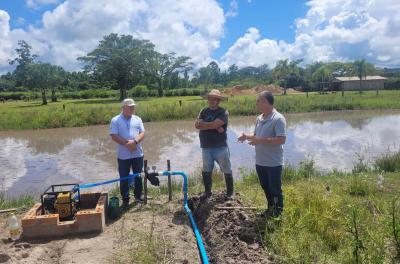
[207,97,220,109]
[256,95,273,114]
[122,105,135,117]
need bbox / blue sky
[215,0,308,58]
[1,0,308,60]
[0,0,54,29]
[0,0,399,73]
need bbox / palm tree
[312,66,332,93]
[352,59,369,94]
[273,60,290,95]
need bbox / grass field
[0,90,400,130]
[2,151,399,263]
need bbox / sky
[0,0,399,74]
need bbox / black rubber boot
[224,173,234,200]
[200,171,212,200]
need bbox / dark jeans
[118,157,144,202]
[256,164,284,215]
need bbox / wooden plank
[215,206,258,210]
[0,208,19,213]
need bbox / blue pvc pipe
[76,171,209,263]
[79,173,140,189]
[160,171,209,264]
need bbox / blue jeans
[202,146,232,174]
[118,157,143,202]
[256,165,283,214]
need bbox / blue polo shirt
[109,113,145,160]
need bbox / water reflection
[1,110,399,197]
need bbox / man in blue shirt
[110,98,145,208]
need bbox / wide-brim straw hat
[201,89,227,101]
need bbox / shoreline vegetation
[1,151,400,262]
[0,90,400,131]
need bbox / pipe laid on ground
[78,171,209,263]
[157,171,209,264]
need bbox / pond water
[1,109,399,197]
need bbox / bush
[60,89,117,99]
[0,92,40,100]
[374,150,400,172]
[131,85,149,97]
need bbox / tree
[228,64,239,81]
[312,65,332,92]
[78,34,154,100]
[272,59,303,95]
[8,40,38,87]
[25,63,63,105]
[352,59,374,94]
[146,52,192,96]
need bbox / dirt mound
[189,193,273,264]
[223,85,255,96]
[253,84,282,94]
[223,84,283,96]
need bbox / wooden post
[167,160,172,202]
[144,160,148,204]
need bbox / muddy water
[1,110,399,197]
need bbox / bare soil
[223,84,300,96]
[189,192,274,264]
[0,200,200,264]
[1,193,275,264]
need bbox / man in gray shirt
[238,91,286,217]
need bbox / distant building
[332,76,387,91]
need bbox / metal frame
[40,183,80,217]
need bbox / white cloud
[220,27,292,69]
[0,0,225,72]
[226,0,239,18]
[221,0,400,68]
[26,0,60,9]
[0,10,12,68]
[15,17,26,26]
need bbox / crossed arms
[195,118,225,133]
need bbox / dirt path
[0,200,200,264]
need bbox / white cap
[121,98,136,107]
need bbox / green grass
[0,193,35,210]
[374,150,400,172]
[1,90,400,130]
[234,155,400,263]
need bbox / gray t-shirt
[254,109,286,167]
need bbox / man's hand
[195,119,203,129]
[216,127,225,133]
[237,133,247,143]
[247,136,260,146]
[125,140,137,152]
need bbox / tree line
[1,33,399,104]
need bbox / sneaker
[200,192,212,201]
[122,200,130,210]
[258,209,274,218]
[225,193,235,201]
[135,194,145,202]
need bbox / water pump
[41,184,80,220]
